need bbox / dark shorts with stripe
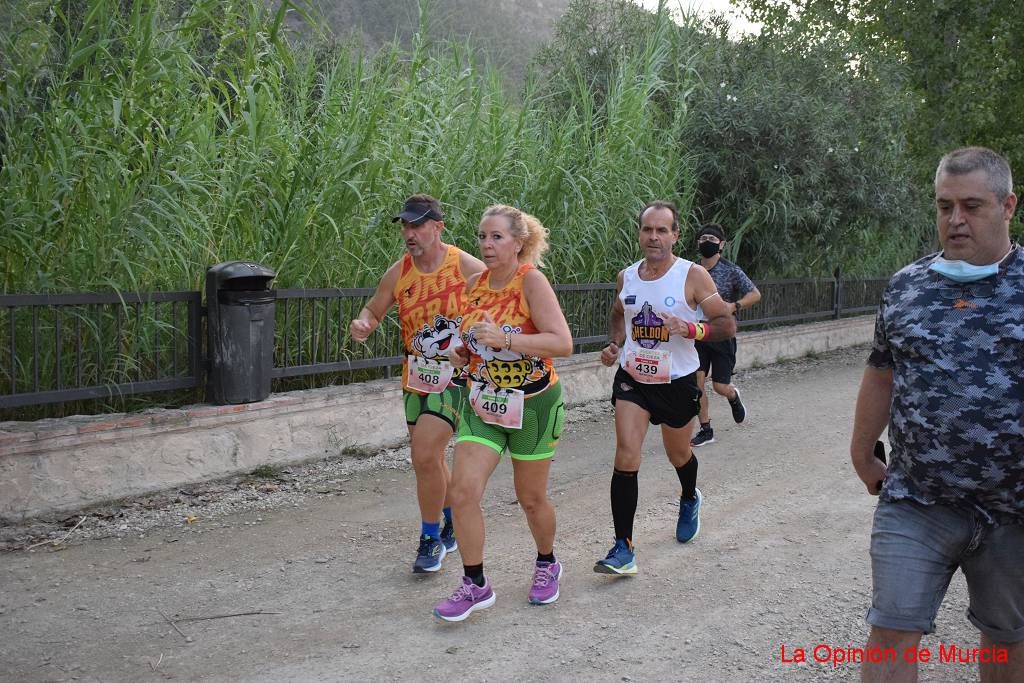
[611,366,702,428]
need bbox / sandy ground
[0,347,984,682]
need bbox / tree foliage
[743,0,1024,232]
[535,0,928,276]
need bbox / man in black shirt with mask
[691,223,761,447]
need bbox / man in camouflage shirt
[851,147,1023,681]
[690,223,761,447]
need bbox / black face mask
[698,241,721,258]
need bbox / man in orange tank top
[349,194,484,574]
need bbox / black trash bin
[205,261,277,405]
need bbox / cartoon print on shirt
[412,315,463,360]
[463,324,544,388]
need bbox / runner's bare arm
[448,337,470,368]
[850,366,892,495]
[506,269,573,358]
[685,266,736,341]
[601,270,626,367]
[349,259,401,343]
[457,249,486,280]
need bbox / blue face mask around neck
[928,257,998,283]
[928,245,1014,283]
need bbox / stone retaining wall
[0,315,873,521]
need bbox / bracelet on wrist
[504,331,512,350]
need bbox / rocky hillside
[294,0,571,86]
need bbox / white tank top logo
[630,302,670,349]
[619,258,701,381]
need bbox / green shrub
[534,0,932,277]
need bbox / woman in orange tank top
[432,205,574,622]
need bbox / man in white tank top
[593,200,737,576]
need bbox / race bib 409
[469,382,524,429]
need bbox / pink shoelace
[532,564,555,588]
[447,580,476,603]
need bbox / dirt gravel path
[0,347,982,682]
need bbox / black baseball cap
[391,196,443,225]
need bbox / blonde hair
[480,204,550,267]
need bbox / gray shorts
[867,500,1024,642]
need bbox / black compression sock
[676,456,698,501]
[463,563,485,587]
[611,468,639,541]
[537,552,556,564]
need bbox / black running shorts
[695,338,737,384]
[610,366,702,428]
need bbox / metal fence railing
[273,288,403,379]
[1,277,886,412]
[736,277,887,328]
[0,291,202,410]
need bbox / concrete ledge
[0,315,873,521]
[734,316,874,371]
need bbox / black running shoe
[729,388,746,424]
[691,426,715,447]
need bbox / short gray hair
[935,147,1014,201]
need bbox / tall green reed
[0,0,698,417]
[1,0,696,295]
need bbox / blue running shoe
[593,539,637,575]
[413,535,447,573]
[440,518,458,553]
[676,488,702,543]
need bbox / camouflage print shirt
[868,245,1024,524]
[706,258,756,303]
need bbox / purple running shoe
[433,576,496,622]
[528,561,562,605]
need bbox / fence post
[189,294,204,393]
[833,275,843,319]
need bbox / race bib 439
[625,348,671,384]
